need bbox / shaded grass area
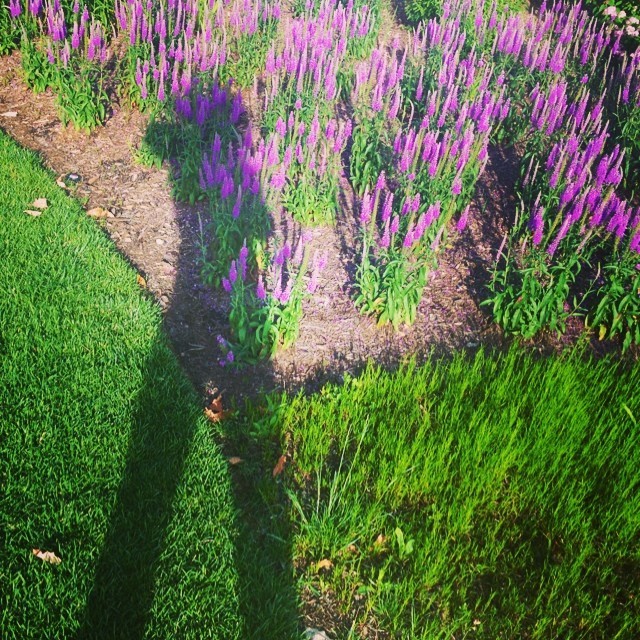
[248,347,640,638]
[0,130,242,639]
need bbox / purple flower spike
[222,277,232,293]
[270,166,286,191]
[359,189,373,224]
[452,176,462,196]
[231,185,243,217]
[531,206,544,246]
[381,191,394,222]
[402,226,414,248]
[9,0,21,17]
[256,275,266,300]
[456,205,470,232]
[229,260,238,285]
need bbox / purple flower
[232,188,242,219]
[456,205,470,232]
[378,227,390,249]
[416,67,424,102]
[451,176,462,196]
[279,280,293,304]
[560,182,577,207]
[9,0,21,18]
[256,275,266,300]
[222,277,232,293]
[359,189,373,224]
[402,225,414,248]
[530,206,544,245]
[270,165,286,191]
[381,191,394,221]
[388,88,401,120]
[229,260,238,285]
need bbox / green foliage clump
[255,347,640,638]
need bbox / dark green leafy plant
[54,63,109,132]
[403,0,440,25]
[483,244,586,338]
[589,254,640,351]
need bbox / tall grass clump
[255,347,640,638]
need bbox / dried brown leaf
[373,534,386,547]
[56,176,68,190]
[32,198,48,209]
[315,558,333,571]
[204,394,231,423]
[272,454,287,478]
[24,209,42,217]
[87,206,111,219]
[136,274,147,288]
[32,549,61,565]
[227,456,244,465]
[1,111,17,117]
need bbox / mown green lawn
[0,130,242,639]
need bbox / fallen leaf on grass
[87,206,112,219]
[204,393,231,423]
[24,209,42,217]
[32,549,61,565]
[315,558,333,571]
[373,534,386,548]
[56,176,69,190]
[136,274,147,288]
[32,198,48,209]
[227,456,244,465]
[272,454,288,478]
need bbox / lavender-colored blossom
[232,187,242,219]
[10,0,22,18]
[256,275,266,300]
[456,205,470,232]
[270,165,286,191]
[359,189,373,224]
[607,201,631,238]
[530,206,544,245]
[222,277,232,293]
[230,92,243,124]
[402,224,414,248]
[279,279,293,304]
[228,260,238,285]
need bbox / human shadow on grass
[75,192,300,639]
